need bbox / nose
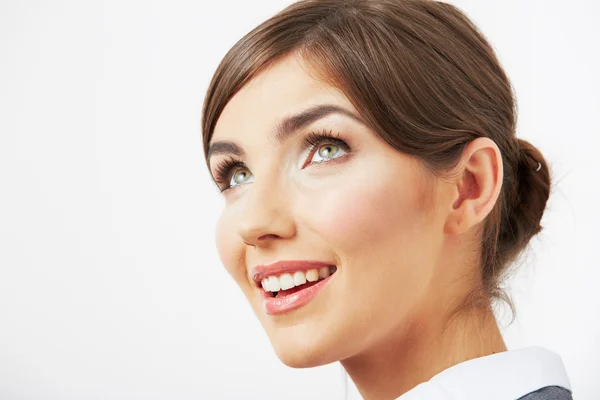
[236,178,296,247]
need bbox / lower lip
[261,274,335,315]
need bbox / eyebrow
[206,104,365,163]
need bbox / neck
[340,293,507,400]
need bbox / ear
[444,137,504,235]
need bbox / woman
[201,0,572,399]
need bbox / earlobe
[444,137,503,236]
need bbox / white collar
[396,346,571,400]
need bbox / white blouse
[396,346,572,400]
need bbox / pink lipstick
[251,260,337,315]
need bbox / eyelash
[212,128,351,192]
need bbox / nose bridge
[236,171,295,245]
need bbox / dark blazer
[519,386,573,400]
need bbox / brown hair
[201,0,551,318]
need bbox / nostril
[257,233,281,242]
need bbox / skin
[208,53,507,400]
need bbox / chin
[267,325,341,369]
[273,341,334,369]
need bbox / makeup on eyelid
[211,128,352,192]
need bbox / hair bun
[497,138,551,266]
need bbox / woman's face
[208,54,447,367]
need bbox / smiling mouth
[260,266,337,298]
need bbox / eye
[309,143,346,164]
[230,168,253,188]
[212,156,254,192]
[303,129,350,167]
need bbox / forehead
[212,54,351,142]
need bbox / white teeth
[279,273,294,290]
[260,267,336,293]
[267,276,280,292]
[293,271,307,286]
[305,269,319,282]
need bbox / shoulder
[518,385,573,400]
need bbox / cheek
[298,157,439,315]
[307,168,426,248]
[215,211,245,282]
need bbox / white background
[1,0,598,399]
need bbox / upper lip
[250,260,335,283]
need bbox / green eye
[311,143,345,163]
[319,144,339,158]
[231,168,252,187]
